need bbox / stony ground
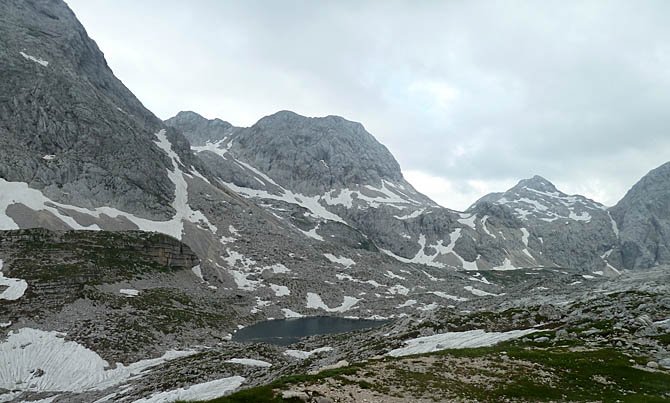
[179,266,670,403]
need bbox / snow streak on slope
[0,328,194,393]
[0,130,216,241]
[19,51,49,66]
[221,181,346,224]
[225,358,272,367]
[153,129,218,239]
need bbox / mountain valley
[1,1,669,402]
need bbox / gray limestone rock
[468,175,621,272]
[610,162,670,269]
[0,0,200,220]
[164,111,235,146]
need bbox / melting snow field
[132,376,245,403]
[119,288,139,297]
[284,347,333,360]
[0,259,28,301]
[306,293,360,313]
[225,358,272,367]
[0,328,194,393]
[387,328,539,357]
[323,253,355,268]
[281,308,304,318]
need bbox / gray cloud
[65,0,670,209]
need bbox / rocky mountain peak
[164,111,233,147]
[513,175,562,195]
[167,110,408,195]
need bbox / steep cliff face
[610,162,670,269]
[0,229,214,364]
[0,0,199,219]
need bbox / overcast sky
[65,0,670,211]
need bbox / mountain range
[1,1,669,402]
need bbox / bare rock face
[165,111,234,147]
[167,110,430,199]
[610,162,670,269]
[0,0,198,219]
[468,175,622,272]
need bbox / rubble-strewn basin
[232,316,388,345]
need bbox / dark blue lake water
[232,316,389,346]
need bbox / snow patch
[282,308,304,318]
[569,211,592,222]
[0,259,28,301]
[0,328,194,393]
[270,284,290,297]
[133,376,245,403]
[323,253,355,268]
[119,288,139,297]
[464,286,500,297]
[20,51,49,66]
[397,299,417,308]
[520,228,530,247]
[492,258,519,271]
[225,358,272,367]
[430,291,468,302]
[284,346,333,360]
[481,215,495,238]
[191,265,204,281]
[393,208,425,220]
[387,284,410,296]
[384,270,405,280]
[416,302,439,311]
[305,293,360,313]
[457,214,477,229]
[299,224,324,241]
[387,328,539,357]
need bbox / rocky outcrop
[610,162,670,269]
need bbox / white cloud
[65,0,670,209]
[404,170,516,211]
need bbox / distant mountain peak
[165,111,233,146]
[513,175,562,195]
